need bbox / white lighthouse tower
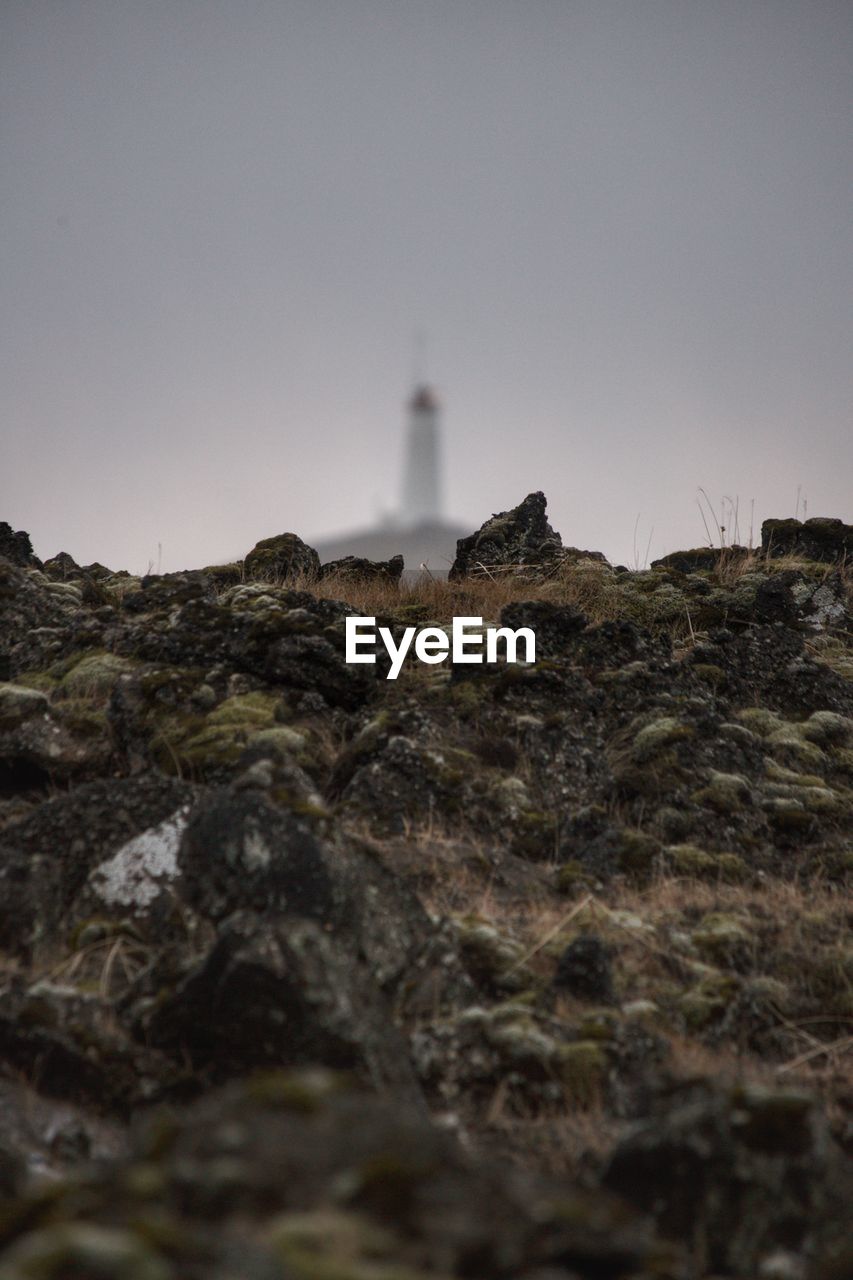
[401,385,442,526]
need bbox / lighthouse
[401,385,442,526]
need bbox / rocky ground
[0,498,851,1280]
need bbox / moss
[766,725,827,771]
[764,800,816,834]
[60,651,137,697]
[267,1209,422,1280]
[632,717,695,762]
[802,710,853,747]
[664,843,747,883]
[0,1222,171,1279]
[155,692,306,776]
[691,663,727,689]
[511,809,558,859]
[576,1009,619,1041]
[692,770,751,814]
[678,971,741,1030]
[206,691,278,728]
[54,698,108,739]
[554,1040,607,1101]
[454,915,527,988]
[736,707,783,738]
[614,828,661,875]
[763,759,825,788]
[245,1069,347,1113]
[555,861,597,893]
[691,913,752,966]
[202,561,243,587]
[0,682,49,728]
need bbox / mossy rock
[691,914,752,967]
[763,799,816,834]
[766,726,826,771]
[244,532,320,582]
[511,809,559,860]
[555,861,597,893]
[801,710,853,747]
[691,663,727,689]
[206,691,279,728]
[0,682,49,728]
[0,1222,171,1280]
[60,651,137,697]
[763,759,826,788]
[614,828,661,875]
[252,725,307,755]
[632,717,695,762]
[736,707,783,738]
[678,971,740,1030]
[201,561,244,588]
[268,1208,423,1280]
[576,1009,620,1041]
[54,698,109,739]
[454,915,527,989]
[692,770,752,814]
[245,1068,349,1114]
[664,843,747,883]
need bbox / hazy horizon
[2,1,851,574]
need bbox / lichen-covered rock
[762,515,853,563]
[0,775,198,957]
[244,531,321,582]
[320,553,405,583]
[449,491,564,579]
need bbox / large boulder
[450,492,606,579]
[762,516,853,563]
[244,532,320,582]
[0,522,39,568]
[449,491,563,579]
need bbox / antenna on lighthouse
[411,327,428,386]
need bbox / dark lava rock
[0,522,39,568]
[604,1079,851,1277]
[244,531,321,581]
[652,546,750,574]
[40,550,80,580]
[449,491,564,579]
[121,570,214,614]
[0,775,197,958]
[0,1072,683,1280]
[177,789,334,923]
[139,910,421,1096]
[0,560,70,680]
[499,600,588,659]
[553,933,615,1003]
[690,623,853,716]
[762,515,853,563]
[0,976,177,1109]
[753,568,850,631]
[320,553,405,583]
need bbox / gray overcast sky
[2,0,851,572]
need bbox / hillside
[0,496,851,1279]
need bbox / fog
[2,1,851,572]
